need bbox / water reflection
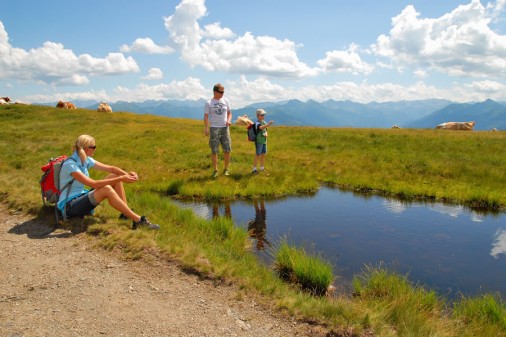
[491,229,506,259]
[212,201,231,219]
[172,187,506,298]
[247,200,272,251]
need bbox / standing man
[204,83,232,178]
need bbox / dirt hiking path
[0,204,326,337]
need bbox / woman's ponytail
[72,135,95,163]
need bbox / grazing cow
[97,102,113,112]
[56,101,77,109]
[391,125,401,129]
[0,97,11,104]
[435,121,476,131]
[236,114,253,126]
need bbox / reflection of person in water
[247,199,271,250]
[212,201,231,219]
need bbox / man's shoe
[212,170,218,178]
[223,169,230,176]
[251,169,258,175]
[132,216,160,230]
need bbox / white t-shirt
[204,98,231,128]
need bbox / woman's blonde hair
[72,134,95,162]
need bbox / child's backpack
[40,156,76,223]
[247,123,258,142]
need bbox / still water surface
[173,187,506,298]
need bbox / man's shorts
[255,143,267,156]
[209,127,232,154]
[66,190,99,217]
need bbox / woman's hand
[122,172,139,183]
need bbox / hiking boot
[212,170,218,178]
[251,169,258,175]
[132,216,160,230]
[223,169,230,176]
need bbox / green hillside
[1,104,505,336]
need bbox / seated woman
[57,134,159,230]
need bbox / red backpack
[40,155,76,205]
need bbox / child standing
[252,109,274,175]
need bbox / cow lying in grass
[435,121,476,131]
[236,114,253,126]
[0,97,11,104]
[56,101,77,109]
[97,102,113,112]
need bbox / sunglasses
[88,145,97,149]
[215,90,224,94]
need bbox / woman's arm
[93,160,127,175]
[71,168,138,189]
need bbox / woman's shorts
[66,190,99,217]
[209,127,232,154]
[255,143,267,156]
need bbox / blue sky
[1,0,505,107]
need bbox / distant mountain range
[39,98,506,130]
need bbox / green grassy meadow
[1,104,505,336]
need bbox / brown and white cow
[435,121,476,131]
[236,114,253,127]
[56,101,77,109]
[97,102,113,112]
[0,97,11,104]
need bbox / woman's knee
[94,185,116,201]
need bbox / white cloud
[371,0,506,78]
[414,69,427,78]
[23,89,110,104]
[113,77,206,102]
[317,44,373,75]
[164,0,318,78]
[0,21,139,86]
[466,79,506,92]
[142,68,164,80]
[202,22,235,39]
[55,74,90,86]
[120,37,174,54]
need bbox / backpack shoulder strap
[59,157,78,220]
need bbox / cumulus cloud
[371,0,506,78]
[230,76,506,106]
[0,21,139,86]
[23,89,110,104]
[142,68,164,80]
[113,77,206,102]
[163,0,318,78]
[202,22,235,39]
[317,44,373,75]
[120,37,174,54]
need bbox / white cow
[97,102,113,112]
[236,114,253,126]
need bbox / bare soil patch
[0,203,327,337]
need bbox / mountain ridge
[36,98,505,130]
